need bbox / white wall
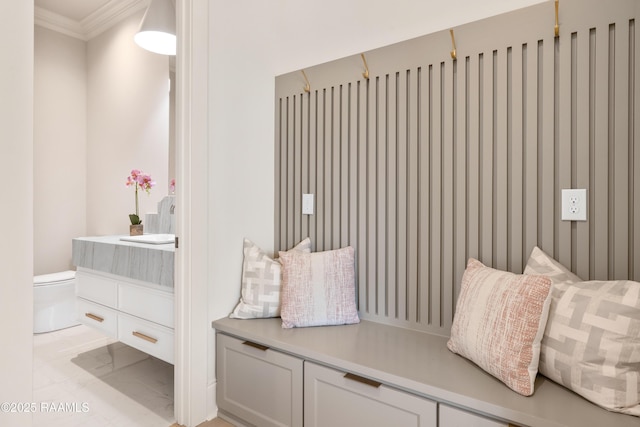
[0,1,33,426]
[205,0,546,417]
[34,26,87,275]
[87,11,170,236]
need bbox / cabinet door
[304,361,437,427]
[216,333,303,427]
[118,281,174,328]
[439,405,510,427]
[76,269,117,307]
[118,312,174,364]
[76,297,118,338]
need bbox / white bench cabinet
[216,333,303,427]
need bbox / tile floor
[33,324,175,427]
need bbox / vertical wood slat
[387,73,397,319]
[301,93,310,243]
[442,60,454,329]
[274,0,639,335]
[541,37,556,257]
[480,52,494,266]
[557,32,572,270]
[635,18,640,282]
[453,58,467,304]
[614,23,630,280]
[495,48,508,271]
[377,75,387,317]
[575,26,591,280]
[418,66,431,326]
[407,69,419,324]
[356,80,367,310]
[594,24,610,280]
[510,44,524,273]
[430,64,442,327]
[308,91,317,251]
[397,71,408,322]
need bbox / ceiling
[34,0,147,40]
[35,0,112,22]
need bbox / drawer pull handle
[242,341,269,351]
[344,373,382,388]
[85,313,104,323]
[132,331,158,344]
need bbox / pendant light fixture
[134,0,176,55]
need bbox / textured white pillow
[525,247,640,416]
[230,238,311,319]
[279,246,359,329]
[448,258,552,396]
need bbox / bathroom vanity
[72,235,175,364]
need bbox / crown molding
[35,0,149,41]
[35,6,86,40]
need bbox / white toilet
[33,270,79,334]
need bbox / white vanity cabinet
[216,333,303,427]
[304,362,437,427]
[76,268,174,364]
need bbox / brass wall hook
[361,53,370,79]
[301,70,310,93]
[554,0,559,37]
[449,29,457,60]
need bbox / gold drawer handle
[85,313,104,323]
[344,372,382,388]
[242,341,269,351]
[132,331,158,344]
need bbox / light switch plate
[561,189,587,221]
[302,194,314,215]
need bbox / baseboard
[207,380,217,421]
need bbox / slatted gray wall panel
[274,0,640,335]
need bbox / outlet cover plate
[302,193,314,215]
[561,189,587,221]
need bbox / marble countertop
[72,235,174,288]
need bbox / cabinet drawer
[77,298,117,338]
[439,405,510,427]
[76,270,117,307]
[304,361,437,427]
[118,313,174,364]
[118,282,174,328]
[216,333,303,427]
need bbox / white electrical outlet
[302,194,314,215]
[561,189,587,221]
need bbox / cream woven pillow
[230,238,311,319]
[448,258,552,396]
[525,247,640,416]
[279,246,359,329]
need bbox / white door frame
[174,0,210,425]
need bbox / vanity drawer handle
[344,372,382,388]
[242,341,269,351]
[85,313,104,323]
[132,331,158,344]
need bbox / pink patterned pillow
[279,246,359,329]
[447,258,552,396]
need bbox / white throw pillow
[230,238,311,319]
[447,258,552,396]
[524,247,640,416]
[279,246,359,329]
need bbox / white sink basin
[119,234,175,245]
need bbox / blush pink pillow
[279,246,359,329]
[447,258,552,396]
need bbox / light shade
[134,0,176,55]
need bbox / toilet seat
[34,270,75,286]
